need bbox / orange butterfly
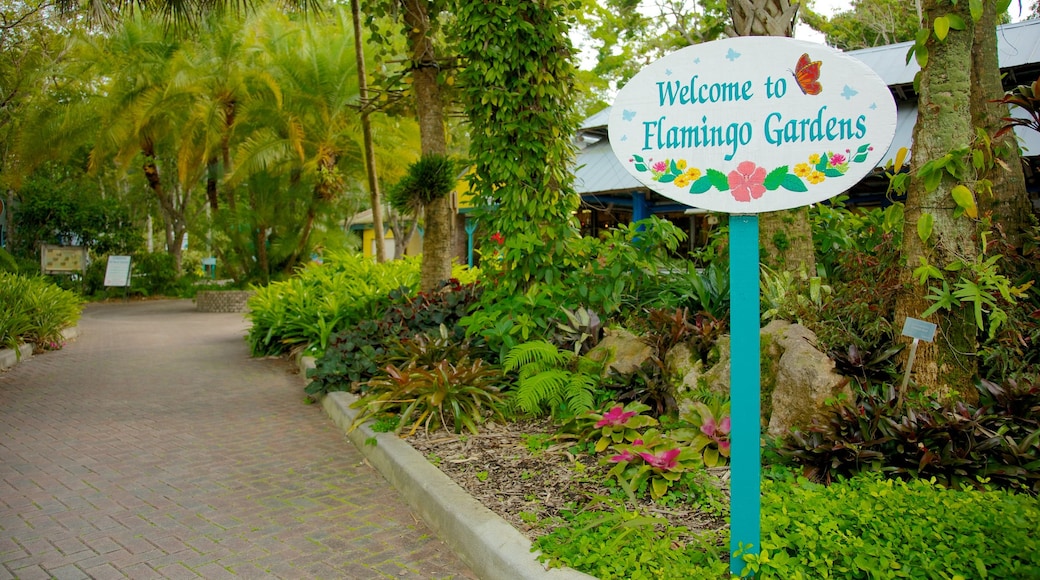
[792,53,822,95]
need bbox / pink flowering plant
[629,142,873,202]
[672,399,732,468]
[605,428,702,500]
[559,401,658,453]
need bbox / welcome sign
[609,36,897,214]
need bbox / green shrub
[0,248,18,273]
[779,379,1040,493]
[246,252,422,357]
[534,500,728,580]
[305,320,387,398]
[305,278,484,399]
[751,473,1040,579]
[536,472,1040,579]
[0,272,83,351]
[503,340,602,418]
[130,252,178,297]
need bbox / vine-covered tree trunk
[894,0,978,398]
[970,1,1030,247]
[403,0,453,292]
[726,0,817,276]
[456,0,581,294]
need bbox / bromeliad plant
[673,397,732,468]
[558,402,659,453]
[350,359,506,436]
[606,428,703,501]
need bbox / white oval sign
[609,37,897,214]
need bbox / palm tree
[229,7,364,277]
[78,17,199,271]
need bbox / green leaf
[651,477,668,499]
[951,185,978,219]
[923,168,942,192]
[946,13,966,31]
[658,173,675,184]
[914,29,930,68]
[781,174,808,192]
[969,0,982,21]
[934,16,950,41]
[707,169,729,191]
[917,213,934,242]
[763,166,788,190]
[689,175,713,194]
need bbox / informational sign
[609,36,897,214]
[103,255,133,287]
[41,245,87,274]
[901,317,937,342]
[900,317,937,393]
[609,36,898,576]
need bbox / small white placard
[901,317,937,342]
[104,255,132,287]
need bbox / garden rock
[763,320,851,439]
[690,321,850,437]
[588,328,652,375]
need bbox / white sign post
[104,255,133,287]
[609,36,897,575]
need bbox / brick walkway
[0,300,474,580]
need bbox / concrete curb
[299,357,596,580]
[0,326,80,371]
[0,343,34,371]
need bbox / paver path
[0,300,473,580]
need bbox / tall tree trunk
[726,0,799,37]
[970,1,1030,247]
[403,0,453,292]
[726,0,817,276]
[894,0,978,398]
[255,225,269,285]
[206,157,220,211]
[140,139,186,273]
[352,0,387,263]
[222,100,236,211]
[284,203,317,275]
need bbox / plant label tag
[901,317,936,342]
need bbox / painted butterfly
[792,53,822,96]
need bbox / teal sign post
[608,36,897,575]
[729,214,761,572]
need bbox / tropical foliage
[0,272,82,353]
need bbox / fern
[503,340,572,373]
[505,340,598,417]
[516,368,571,413]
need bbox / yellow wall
[360,227,422,260]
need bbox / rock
[762,320,851,439]
[692,321,850,438]
[665,342,698,381]
[698,335,731,396]
[588,327,653,375]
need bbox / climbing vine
[454,0,583,294]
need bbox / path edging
[299,357,596,580]
[0,326,80,371]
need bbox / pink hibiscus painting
[727,161,767,202]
